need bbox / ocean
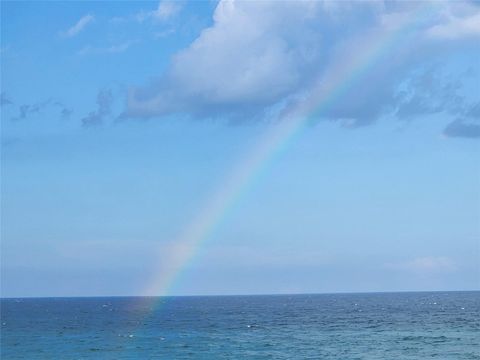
[1,291,479,359]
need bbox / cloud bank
[122,0,480,138]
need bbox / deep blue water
[1,291,479,359]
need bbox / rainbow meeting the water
[3,1,480,359]
[142,2,436,300]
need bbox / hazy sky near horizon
[1,0,479,297]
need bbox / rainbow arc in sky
[142,2,435,299]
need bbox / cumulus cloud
[61,14,95,38]
[122,0,479,137]
[123,0,331,118]
[81,89,113,127]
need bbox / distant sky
[1,0,479,297]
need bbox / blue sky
[1,0,479,297]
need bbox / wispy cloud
[386,256,456,273]
[61,14,95,38]
[136,1,182,22]
[53,101,74,120]
[9,98,72,121]
[81,89,113,127]
[112,1,182,24]
[1,136,21,148]
[443,101,480,138]
[154,28,175,39]
[1,92,13,106]
[443,119,480,139]
[13,100,51,121]
[78,41,135,56]
[0,45,14,57]
[427,11,480,40]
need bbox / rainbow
[142,2,436,299]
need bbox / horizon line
[2,288,479,300]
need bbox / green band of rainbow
[142,2,436,300]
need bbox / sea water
[1,291,479,359]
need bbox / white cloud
[81,89,113,127]
[123,0,480,132]
[78,41,135,56]
[125,0,330,117]
[135,1,182,23]
[153,0,182,21]
[387,256,456,273]
[154,28,175,39]
[61,14,95,38]
[426,8,480,39]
